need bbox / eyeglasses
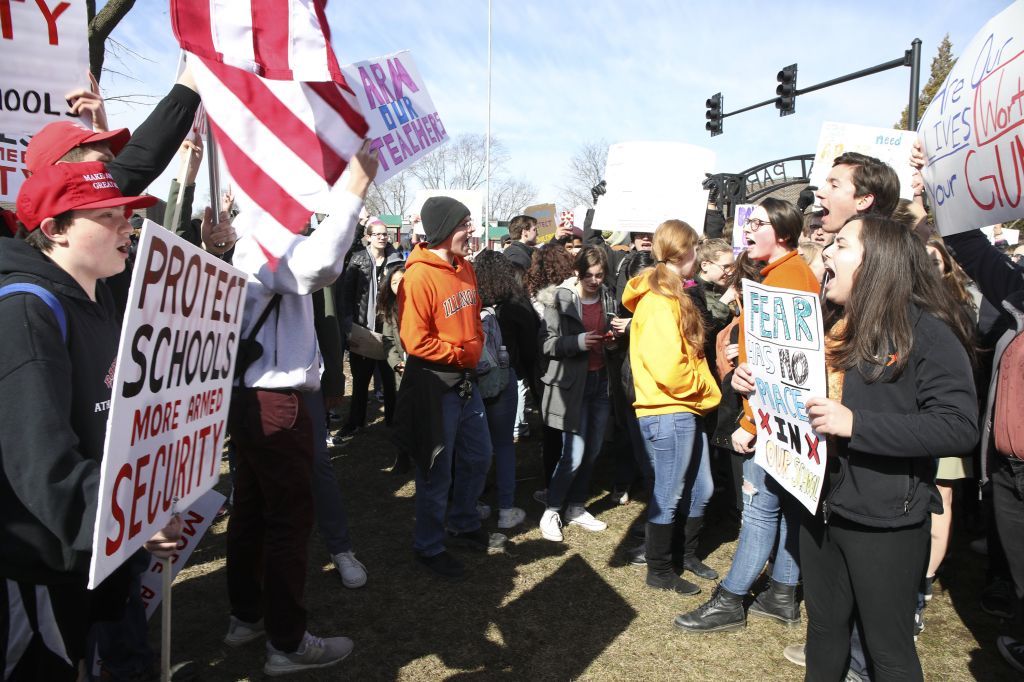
[712,261,734,273]
[745,218,773,232]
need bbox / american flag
[170,0,368,267]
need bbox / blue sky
[103,0,1010,211]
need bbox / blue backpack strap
[0,283,67,342]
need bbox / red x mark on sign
[758,409,772,434]
[805,433,820,464]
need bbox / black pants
[992,456,1024,610]
[801,513,929,682]
[347,351,396,428]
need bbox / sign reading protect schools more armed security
[89,222,246,588]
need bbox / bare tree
[405,133,534,221]
[365,170,414,218]
[558,139,608,208]
[87,0,137,82]
[410,134,510,191]
[490,177,537,222]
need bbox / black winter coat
[822,308,978,528]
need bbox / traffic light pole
[712,39,923,131]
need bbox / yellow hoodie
[623,273,722,417]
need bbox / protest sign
[742,279,828,514]
[139,488,224,619]
[88,222,246,588]
[918,2,1024,236]
[341,50,448,184]
[0,0,89,201]
[524,203,557,242]
[411,189,485,238]
[591,141,715,235]
[808,122,918,200]
[733,203,755,255]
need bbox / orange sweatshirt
[397,243,483,369]
[738,250,821,434]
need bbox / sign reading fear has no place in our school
[341,50,448,184]
[89,222,246,589]
[742,279,828,515]
[918,1,1024,236]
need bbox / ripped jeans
[721,455,802,595]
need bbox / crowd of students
[1,74,1023,682]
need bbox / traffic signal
[776,64,798,116]
[705,93,723,136]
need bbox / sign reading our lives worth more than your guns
[742,279,828,514]
[918,1,1024,236]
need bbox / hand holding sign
[732,427,755,454]
[731,362,756,395]
[144,514,183,560]
[805,396,853,438]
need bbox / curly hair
[524,244,575,297]
[474,250,524,307]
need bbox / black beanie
[421,196,471,245]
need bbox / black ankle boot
[674,584,746,632]
[680,516,718,580]
[748,578,800,625]
[625,540,647,566]
[645,523,700,595]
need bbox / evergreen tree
[895,35,956,130]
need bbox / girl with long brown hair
[623,220,721,595]
[801,214,978,680]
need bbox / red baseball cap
[16,161,156,231]
[25,121,130,173]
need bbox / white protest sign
[342,50,448,184]
[140,488,224,619]
[411,189,485,238]
[0,0,89,201]
[591,141,714,235]
[733,203,756,255]
[808,122,918,201]
[742,279,828,514]
[918,2,1024,236]
[88,222,246,588]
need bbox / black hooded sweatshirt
[0,239,121,584]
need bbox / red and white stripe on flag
[170,0,368,268]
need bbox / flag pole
[484,0,492,252]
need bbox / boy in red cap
[0,161,181,681]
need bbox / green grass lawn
[161,402,1020,681]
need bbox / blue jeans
[547,370,610,510]
[413,386,493,556]
[304,391,353,554]
[515,377,530,436]
[486,369,519,509]
[721,456,801,594]
[638,412,712,525]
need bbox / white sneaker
[224,615,265,647]
[332,551,367,589]
[477,501,492,520]
[540,509,563,541]
[497,507,526,529]
[264,631,353,676]
[565,505,607,531]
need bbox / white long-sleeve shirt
[232,188,362,391]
